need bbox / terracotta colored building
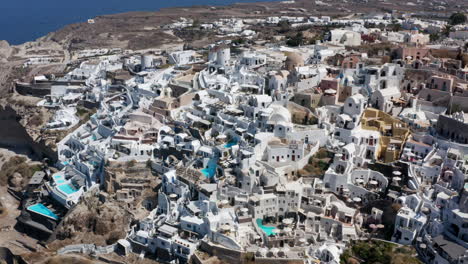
[341,55,361,69]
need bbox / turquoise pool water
[224,138,238,148]
[256,218,276,236]
[201,168,214,178]
[53,175,66,185]
[27,203,59,220]
[201,158,218,178]
[58,184,78,195]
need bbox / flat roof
[433,235,466,260]
[29,171,45,185]
[159,224,178,235]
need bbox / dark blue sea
[1,0,273,45]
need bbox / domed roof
[159,125,172,134]
[285,52,304,66]
[346,93,365,104]
[268,104,292,124]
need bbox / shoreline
[2,0,459,48]
[1,0,282,46]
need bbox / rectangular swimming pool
[57,184,78,195]
[53,175,66,185]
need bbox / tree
[277,20,291,33]
[442,25,453,37]
[308,34,323,44]
[390,22,401,32]
[232,38,246,45]
[449,12,467,25]
[430,33,440,42]
[286,32,304,47]
[192,19,201,28]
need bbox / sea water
[1,0,277,45]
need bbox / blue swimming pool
[224,138,238,148]
[53,175,66,185]
[58,184,78,195]
[201,158,218,178]
[27,203,59,220]
[256,219,276,236]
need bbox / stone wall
[15,82,51,97]
[255,258,304,264]
[57,243,116,255]
[199,241,245,264]
[199,241,306,264]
